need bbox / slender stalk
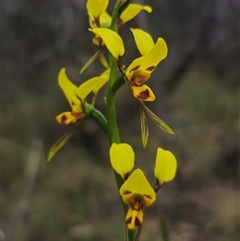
[106,1,136,240]
[134,224,143,241]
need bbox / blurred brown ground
[1,0,239,241]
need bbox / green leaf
[111,75,125,96]
[47,118,87,162]
[137,100,174,135]
[140,107,149,147]
[89,108,108,135]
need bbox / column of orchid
[48,1,177,241]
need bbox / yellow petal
[88,12,97,28]
[99,52,109,68]
[131,28,154,55]
[100,68,110,77]
[110,143,135,180]
[126,203,144,229]
[87,0,109,19]
[120,4,152,24]
[127,38,168,78]
[89,28,125,58]
[132,85,156,102]
[77,75,108,101]
[99,11,112,27]
[56,112,80,125]
[92,76,108,95]
[58,68,80,108]
[120,169,156,205]
[130,67,151,85]
[154,148,177,185]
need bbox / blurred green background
[2,0,239,240]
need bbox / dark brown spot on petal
[146,66,155,71]
[129,65,140,73]
[132,205,142,211]
[144,194,152,199]
[134,217,141,227]
[61,115,67,125]
[91,19,97,27]
[123,190,132,195]
[126,216,141,228]
[73,111,85,119]
[138,89,150,100]
[126,217,132,225]
[131,199,144,211]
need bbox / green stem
[106,58,120,144]
[90,107,126,205]
[106,1,136,240]
[90,107,125,192]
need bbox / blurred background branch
[6,140,42,241]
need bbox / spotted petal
[120,169,156,206]
[56,111,81,125]
[132,84,155,101]
[127,38,168,77]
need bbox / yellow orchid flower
[91,28,173,142]
[120,169,156,229]
[91,27,167,101]
[126,37,168,102]
[81,1,152,73]
[86,0,152,30]
[56,68,109,125]
[109,143,134,181]
[110,144,177,229]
